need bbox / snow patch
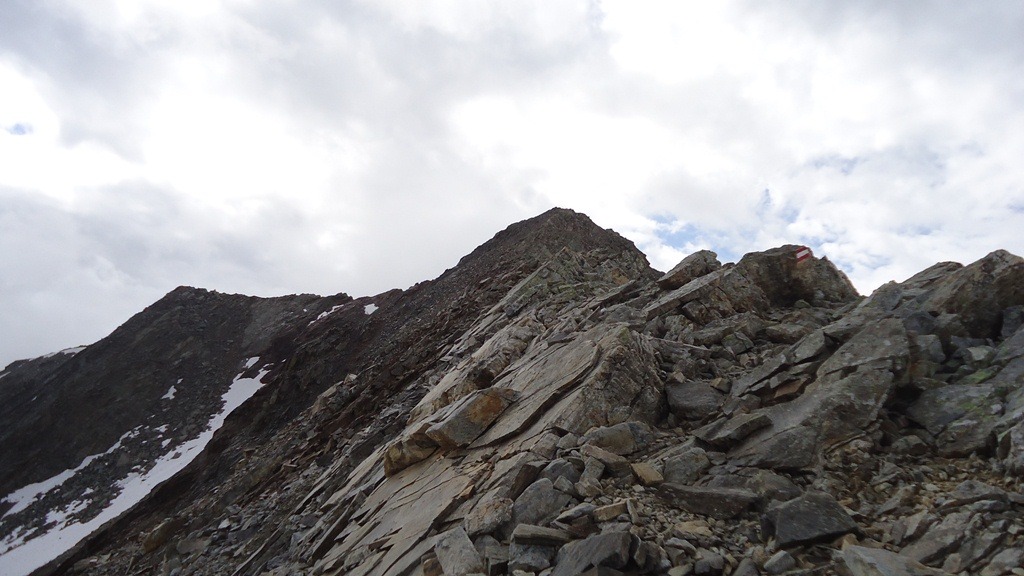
[160,386,176,400]
[364,303,378,315]
[1,429,133,519]
[0,369,270,576]
[311,305,345,324]
[41,346,86,359]
[244,356,260,369]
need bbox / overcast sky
[1,1,1023,368]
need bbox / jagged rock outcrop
[2,209,1023,576]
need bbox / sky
[1,0,1023,369]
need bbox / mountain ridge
[1,209,1022,576]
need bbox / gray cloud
[1,1,1022,368]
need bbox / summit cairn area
[3,208,1023,576]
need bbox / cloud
[1,0,1022,367]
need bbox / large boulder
[762,492,858,548]
[657,250,722,290]
[550,532,632,576]
[734,245,859,307]
[917,250,1024,339]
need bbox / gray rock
[539,459,582,484]
[762,491,857,548]
[512,478,574,528]
[900,511,974,565]
[694,413,771,450]
[511,524,572,546]
[509,542,557,573]
[891,435,930,456]
[465,492,513,537]
[633,540,670,573]
[551,532,632,576]
[581,421,653,455]
[733,320,908,470]
[764,550,796,575]
[981,548,1024,576]
[657,483,758,519]
[425,388,520,449]
[915,249,1024,339]
[434,527,486,576]
[732,558,760,576]
[997,420,1024,473]
[944,479,1008,508]
[765,323,813,344]
[658,250,722,290]
[694,549,725,575]
[906,383,1003,457]
[580,444,632,477]
[840,545,947,576]
[662,448,712,484]
[667,379,725,421]
[746,469,802,503]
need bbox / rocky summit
[1,208,1023,576]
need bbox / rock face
[2,209,1023,576]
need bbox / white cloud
[0,0,1022,367]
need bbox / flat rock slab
[657,483,758,519]
[762,492,858,548]
[550,532,632,576]
[511,524,572,546]
[426,388,519,449]
[841,545,948,576]
[471,338,599,448]
[631,462,663,486]
[695,413,771,450]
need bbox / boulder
[508,542,557,573]
[539,459,582,485]
[657,250,722,290]
[630,462,664,486]
[734,245,859,307]
[906,383,1003,457]
[581,421,653,455]
[997,420,1024,474]
[512,478,574,528]
[900,511,975,565]
[695,413,771,450]
[666,379,724,421]
[762,492,857,548]
[550,532,632,576]
[434,527,485,576]
[657,483,758,519]
[580,444,632,477]
[426,388,519,449]
[662,447,711,484]
[917,250,1024,339]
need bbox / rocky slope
[2,208,1023,576]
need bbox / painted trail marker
[795,246,812,263]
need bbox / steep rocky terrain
[1,208,1023,576]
